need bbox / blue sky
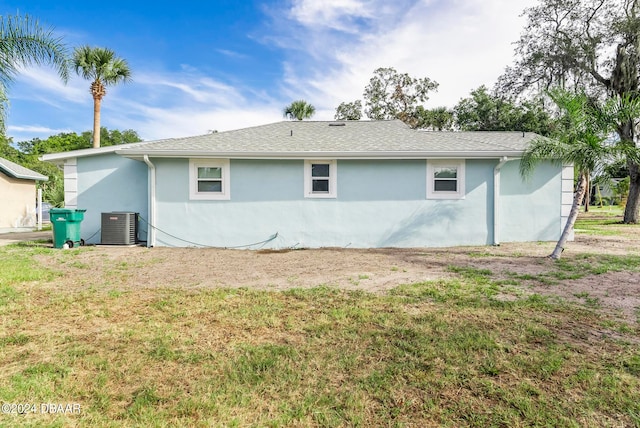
[3,0,536,143]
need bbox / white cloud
[133,71,247,107]
[14,66,87,104]
[6,125,75,144]
[274,0,537,118]
[106,101,284,141]
[7,62,285,143]
[288,0,375,32]
[7,125,73,137]
[95,70,285,140]
[8,125,73,133]
[216,49,248,59]
[6,0,539,143]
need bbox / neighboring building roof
[0,157,48,181]
[117,120,540,159]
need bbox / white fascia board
[40,142,149,163]
[117,150,525,160]
[28,173,48,181]
[3,171,48,181]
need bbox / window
[427,160,465,199]
[189,159,230,200]
[304,160,337,198]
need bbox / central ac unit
[101,212,138,245]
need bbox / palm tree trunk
[550,172,587,260]
[93,95,101,148]
[584,174,590,212]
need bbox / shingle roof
[118,120,540,159]
[0,157,48,181]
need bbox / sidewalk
[0,230,52,246]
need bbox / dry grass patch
[1,276,639,426]
[0,213,639,426]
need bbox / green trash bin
[50,208,87,249]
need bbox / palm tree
[283,100,315,120]
[520,90,616,259]
[0,14,68,132]
[73,46,131,148]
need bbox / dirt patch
[34,224,640,323]
[39,246,454,293]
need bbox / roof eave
[0,164,48,181]
[40,142,151,163]
[117,150,525,160]
[0,168,48,181]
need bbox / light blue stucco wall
[151,158,499,248]
[76,153,148,244]
[499,160,562,242]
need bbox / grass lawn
[575,206,629,236]
[0,216,639,427]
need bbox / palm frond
[72,45,132,85]
[283,100,315,120]
[0,14,68,131]
[0,14,69,84]
[72,45,96,80]
[520,89,617,179]
[519,136,565,177]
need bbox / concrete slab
[0,230,52,246]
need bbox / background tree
[18,132,86,155]
[520,90,618,259]
[0,134,25,162]
[454,86,555,135]
[603,158,630,180]
[0,14,68,132]
[19,127,142,155]
[283,100,316,120]
[73,46,132,148]
[499,0,640,223]
[455,86,516,131]
[81,127,141,147]
[517,99,559,136]
[415,106,454,130]
[334,100,362,120]
[363,67,438,127]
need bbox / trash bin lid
[50,208,87,213]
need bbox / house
[0,157,48,230]
[41,120,573,248]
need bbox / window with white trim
[426,159,465,199]
[304,160,337,198]
[189,159,230,200]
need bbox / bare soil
[32,222,640,323]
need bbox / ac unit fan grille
[101,212,138,245]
